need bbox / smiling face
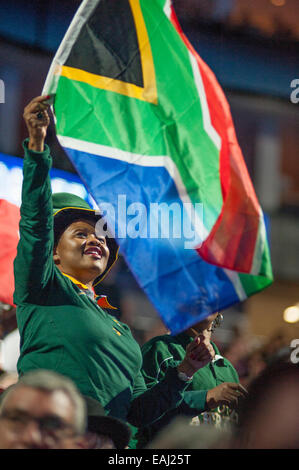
[53,219,110,287]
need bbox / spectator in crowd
[146,416,232,449]
[0,371,18,392]
[231,360,299,449]
[81,395,131,449]
[225,328,293,388]
[14,95,215,432]
[0,369,86,449]
[133,312,247,448]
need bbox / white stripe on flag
[163,0,172,18]
[188,51,222,151]
[163,2,221,151]
[250,208,266,276]
[223,269,247,302]
[43,0,99,96]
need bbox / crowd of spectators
[0,294,298,449]
[0,90,298,450]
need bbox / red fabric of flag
[169,5,260,274]
[0,200,20,306]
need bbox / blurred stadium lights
[283,305,299,324]
[271,0,286,6]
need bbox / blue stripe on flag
[64,146,240,334]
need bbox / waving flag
[0,199,20,306]
[43,0,273,334]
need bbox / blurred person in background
[14,95,216,434]
[0,371,18,393]
[231,360,299,449]
[0,304,19,376]
[228,329,292,388]
[133,312,247,448]
[146,416,232,449]
[0,329,20,375]
[0,369,86,449]
[220,324,256,386]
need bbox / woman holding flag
[13,95,216,431]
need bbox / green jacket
[135,332,239,447]
[14,140,190,426]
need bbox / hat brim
[53,208,118,285]
[87,415,131,449]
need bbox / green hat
[52,192,118,286]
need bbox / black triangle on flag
[61,0,157,104]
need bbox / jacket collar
[61,272,116,309]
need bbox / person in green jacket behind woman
[14,95,217,433]
[134,312,248,448]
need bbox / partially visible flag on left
[0,199,20,306]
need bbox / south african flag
[43,0,273,334]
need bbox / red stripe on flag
[0,199,20,306]
[170,5,260,273]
